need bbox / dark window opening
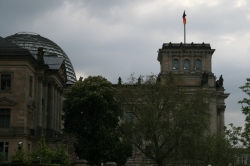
[195,59,201,70]
[1,75,11,90]
[0,109,10,127]
[184,59,190,70]
[0,142,9,162]
[172,59,179,70]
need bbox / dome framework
[5,32,76,84]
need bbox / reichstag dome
[5,32,77,84]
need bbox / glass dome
[5,32,77,84]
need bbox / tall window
[172,59,179,70]
[0,142,9,162]
[126,112,133,123]
[195,59,201,70]
[0,108,10,127]
[1,75,11,90]
[184,59,190,70]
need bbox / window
[184,59,190,70]
[0,108,10,127]
[126,112,133,123]
[172,59,179,70]
[1,75,11,90]
[195,59,201,70]
[0,142,9,162]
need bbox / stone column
[169,54,173,71]
[57,89,60,132]
[60,89,64,132]
[56,87,61,132]
[42,80,48,130]
[53,84,58,131]
[219,106,226,133]
[47,81,54,130]
[190,56,194,71]
[209,96,217,133]
[202,54,205,71]
[37,76,43,127]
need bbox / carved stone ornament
[0,96,16,106]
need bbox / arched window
[184,59,190,70]
[195,59,201,70]
[172,59,179,70]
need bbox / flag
[182,11,186,25]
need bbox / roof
[43,55,64,70]
[162,42,211,49]
[5,32,76,84]
[0,36,27,51]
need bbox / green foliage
[29,135,71,165]
[239,78,250,149]
[177,124,245,166]
[30,135,53,164]
[12,147,27,163]
[52,142,71,166]
[63,76,132,165]
[116,74,211,166]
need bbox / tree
[63,76,132,165]
[30,135,53,164]
[29,135,71,165]
[52,141,71,166]
[116,74,211,166]
[238,78,250,158]
[12,147,27,163]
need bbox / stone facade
[0,37,74,162]
[157,42,229,133]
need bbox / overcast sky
[0,0,249,128]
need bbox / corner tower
[157,42,229,133]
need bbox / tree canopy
[116,74,211,166]
[63,76,132,165]
[238,78,250,157]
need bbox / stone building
[157,42,229,133]
[0,33,76,162]
[117,42,230,166]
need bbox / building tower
[157,42,229,133]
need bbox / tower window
[172,59,179,70]
[195,59,201,70]
[184,59,190,70]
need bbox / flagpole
[182,10,186,44]
[184,24,186,44]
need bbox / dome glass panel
[5,32,76,84]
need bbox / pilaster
[218,106,226,133]
[42,80,48,130]
[53,83,58,131]
[36,76,43,127]
[47,81,55,130]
